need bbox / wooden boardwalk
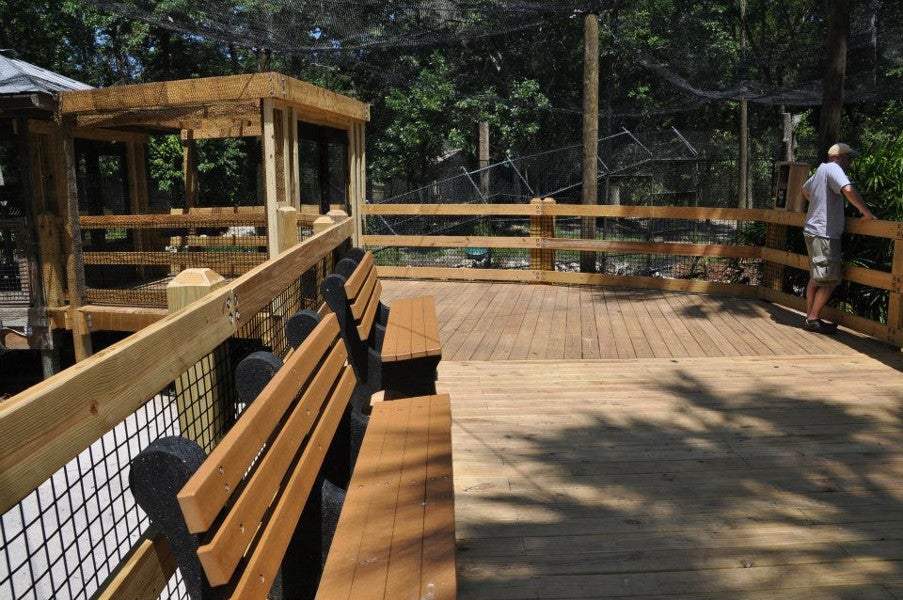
[382,280,903,600]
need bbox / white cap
[828,142,860,158]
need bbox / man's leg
[806,278,837,321]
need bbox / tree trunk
[818,0,851,162]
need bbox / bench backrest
[321,250,387,388]
[177,312,355,597]
[342,251,382,341]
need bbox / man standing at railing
[800,142,876,334]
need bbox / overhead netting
[85,0,903,109]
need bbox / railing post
[167,268,227,451]
[277,206,300,254]
[542,197,556,272]
[314,213,336,235]
[530,198,542,271]
[887,237,903,338]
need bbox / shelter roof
[0,50,92,95]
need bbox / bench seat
[316,394,456,600]
[322,250,442,397]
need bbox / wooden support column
[290,107,301,210]
[479,121,490,198]
[167,268,227,451]
[61,117,93,361]
[127,139,150,277]
[262,98,281,258]
[349,121,366,248]
[182,133,198,210]
[887,237,903,338]
[581,11,599,273]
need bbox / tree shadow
[452,363,903,599]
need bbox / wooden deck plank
[375,280,902,599]
[438,353,903,600]
[578,287,602,359]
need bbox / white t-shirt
[803,162,851,239]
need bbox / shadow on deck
[383,280,903,600]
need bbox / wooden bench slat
[418,395,456,598]
[384,397,431,596]
[381,296,441,362]
[343,251,375,299]
[316,394,455,600]
[177,314,344,532]
[354,279,382,339]
[314,395,396,600]
[349,267,379,321]
[196,350,351,585]
[231,369,357,598]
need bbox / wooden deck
[381,280,903,600]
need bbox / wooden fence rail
[361,202,903,346]
[0,216,353,599]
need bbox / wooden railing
[362,202,903,346]
[0,215,353,599]
[75,207,328,308]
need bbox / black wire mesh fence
[0,251,336,599]
[367,129,771,283]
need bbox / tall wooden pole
[581,12,599,274]
[479,121,489,199]
[818,0,851,162]
[738,0,749,210]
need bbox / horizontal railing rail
[0,215,353,599]
[362,201,903,346]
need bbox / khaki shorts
[804,234,842,284]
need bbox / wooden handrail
[361,202,903,345]
[0,217,353,515]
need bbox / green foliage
[851,130,903,221]
[148,135,184,197]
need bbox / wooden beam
[61,72,369,123]
[78,305,168,332]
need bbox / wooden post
[313,214,335,235]
[182,134,198,210]
[277,206,299,254]
[61,118,93,361]
[581,11,599,273]
[262,98,281,258]
[290,107,301,211]
[530,197,543,270]
[349,122,366,248]
[542,197,556,272]
[479,121,490,199]
[167,268,227,451]
[887,237,903,339]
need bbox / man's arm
[842,184,876,220]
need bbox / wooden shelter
[1,69,369,370]
[0,51,92,370]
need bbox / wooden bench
[321,249,442,398]
[129,312,456,600]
